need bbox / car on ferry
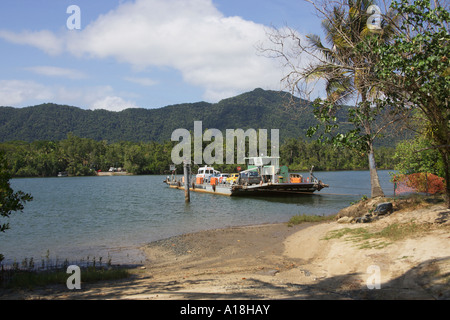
[239,171,262,185]
[226,173,239,184]
[216,173,230,183]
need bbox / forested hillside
[0,88,408,177]
[0,88,342,143]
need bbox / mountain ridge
[0,88,325,143]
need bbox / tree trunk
[368,142,385,198]
[361,93,385,199]
[439,148,450,209]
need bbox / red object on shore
[393,173,445,195]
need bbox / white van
[196,166,220,183]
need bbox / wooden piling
[184,161,190,202]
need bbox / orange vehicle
[289,173,303,183]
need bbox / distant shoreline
[11,168,396,179]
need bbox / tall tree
[263,0,402,198]
[372,0,450,207]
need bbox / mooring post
[183,161,190,202]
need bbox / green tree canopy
[0,151,33,262]
[371,0,449,207]
[265,0,402,198]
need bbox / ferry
[163,156,329,197]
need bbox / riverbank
[2,196,449,300]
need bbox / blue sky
[0,0,324,111]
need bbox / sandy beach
[1,198,449,300]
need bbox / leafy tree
[0,151,33,262]
[264,0,402,198]
[394,135,444,177]
[372,0,449,206]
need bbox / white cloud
[90,96,140,112]
[124,77,158,87]
[0,30,64,55]
[0,80,53,106]
[25,66,87,80]
[0,0,291,102]
[0,80,139,111]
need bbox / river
[1,170,395,266]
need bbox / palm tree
[302,0,400,198]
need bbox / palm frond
[306,34,337,63]
[301,0,397,105]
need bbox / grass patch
[376,222,431,241]
[1,253,131,290]
[288,213,335,227]
[323,222,433,249]
[1,266,130,290]
[323,227,368,241]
